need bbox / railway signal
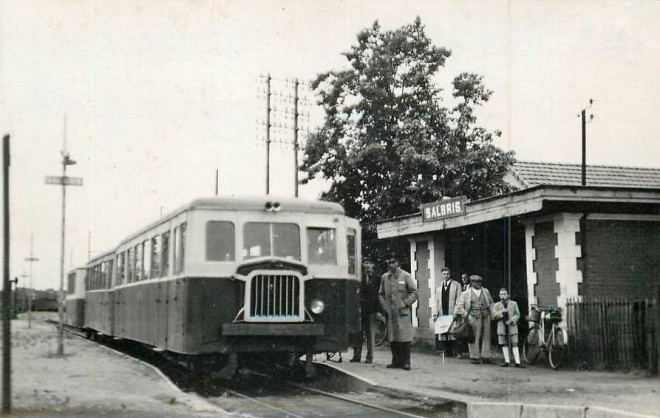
[45,117,83,357]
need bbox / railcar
[65,267,87,327]
[78,196,361,376]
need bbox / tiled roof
[507,161,660,189]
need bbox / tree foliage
[301,18,515,257]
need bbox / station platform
[5,316,223,417]
[321,344,659,418]
[4,316,658,417]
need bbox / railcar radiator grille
[249,274,300,319]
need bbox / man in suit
[492,288,524,368]
[434,267,462,357]
[455,275,494,364]
[379,254,418,370]
[351,258,381,364]
[461,273,470,291]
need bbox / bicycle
[522,305,567,369]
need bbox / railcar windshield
[307,227,337,265]
[243,222,300,260]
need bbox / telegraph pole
[24,234,39,329]
[579,99,594,186]
[265,74,272,195]
[2,134,12,414]
[293,79,300,197]
[45,117,82,356]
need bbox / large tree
[301,18,515,255]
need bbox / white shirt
[471,287,482,298]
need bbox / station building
[377,162,660,344]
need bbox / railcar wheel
[523,327,540,364]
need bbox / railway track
[53,320,464,417]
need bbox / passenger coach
[80,196,362,374]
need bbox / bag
[451,317,475,343]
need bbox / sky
[0,0,658,290]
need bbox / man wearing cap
[454,275,494,364]
[379,255,418,370]
[351,258,381,364]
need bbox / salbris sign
[421,196,467,222]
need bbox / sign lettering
[421,196,467,222]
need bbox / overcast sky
[1,0,658,289]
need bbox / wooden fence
[566,297,658,374]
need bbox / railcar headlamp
[310,299,325,315]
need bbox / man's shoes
[515,363,526,368]
[471,359,482,365]
[365,358,373,364]
[349,358,360,363]
[500,362,510,367]
[481,359,492,364]
[402,364,411,371]
[386,363,397,369]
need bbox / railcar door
[155,280,169,348]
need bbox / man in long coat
[434,267,462,357]
[379,254,418,370]
[454,275,494,364]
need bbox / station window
[151,236,160,278]
[243,222,300,260]
[143,239,152,280]
[161,231,170,277]
[347,228,357,275]
[307,228,337,265]
[206,221,235,261]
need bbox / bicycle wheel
[374,312,388,346]
[548,326,566,370]
[523,327,541,364]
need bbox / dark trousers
[436,339,456,356]
[390,341,411,367]
[352,312,375,361]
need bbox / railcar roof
[187,196,345,214]
[115,196,345,248]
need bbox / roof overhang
[377,185,660,239]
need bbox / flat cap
[469,275,483,282]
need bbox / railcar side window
[161,231,170,277]
[67,273,75,294]
[243,222,300,260]
[307,228,337,265]
[151,236,160,278]
[347,228,357,274]
[174,223,187,274]
[173,226,179,274]
[206,221,235,261]
[117,252,125,285]
[127,248,134,283]
[135,244,143,281]
[143,239,152,280]
[106,260,114,288]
